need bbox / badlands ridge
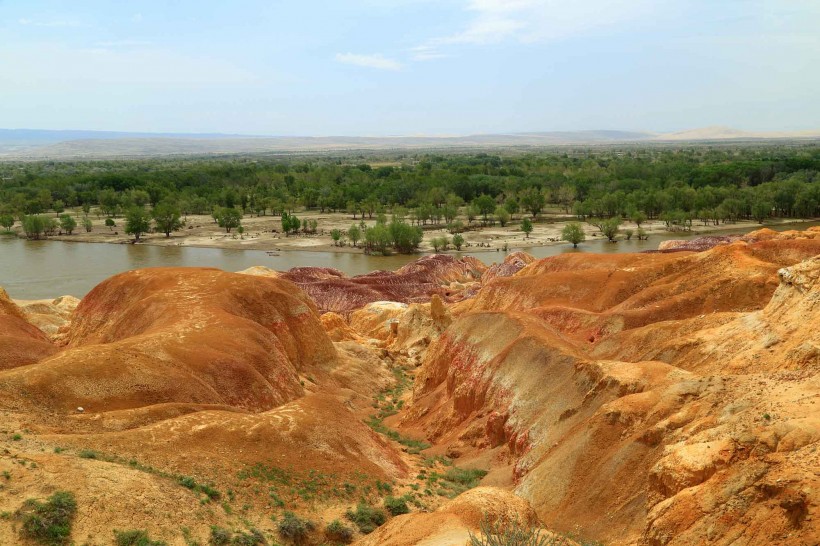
[1,227,819,545]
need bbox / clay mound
[0,287,57,370]
[355,487,540,546]
[52,393,407,484]
[275,254,486,314]
[14,295,79,340]
[0,268,336,414]
[744,226,820,242]
[482,251,536,284]
[656,235,742,252]
[463,239,820,335]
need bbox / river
[1,221,817,300]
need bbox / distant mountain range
[0,126,817,159]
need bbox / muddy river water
[1,221,817,299]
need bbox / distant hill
[654,125,820,141]
[0,127,817,159]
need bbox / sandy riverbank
[11,208,818,254]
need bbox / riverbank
[7,208,818,255]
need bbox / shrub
[325,519,354,543]
[178,475,197,489]
[209,526,232,546]
[384,495,410,516]
[468,518,570,546]
[277,511,314,543]
[230,528,266,546]
[345,503,387,534]
[78,449,98,459]
[114,529,167,546]
[17,490,77,545]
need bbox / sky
[0,0,818,136]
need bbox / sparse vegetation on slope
[17,491,77,546]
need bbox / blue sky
[1,0,818,135]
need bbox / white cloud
[416,0,659,59]
[335,52,402,70]
[409,45,449,61]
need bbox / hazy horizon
[2,1,819,136]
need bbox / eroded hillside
[0,229,818,545]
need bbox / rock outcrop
[399,231,820,545]
[241,254,486,314]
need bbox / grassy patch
[114,529,167,546]
[365,416,430,454]
[17,490,77,546]
[277,511,314,544]
[384,495,411,516]
[426,467,488,498]
[325,519,354,543]
[238,464,378,505]
[345,502,387,534]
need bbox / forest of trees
[1,145,818,249]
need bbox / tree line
[1,145,817,250]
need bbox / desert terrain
[1,227,819,545]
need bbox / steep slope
[399,231,820,545]
[0,287,57,370]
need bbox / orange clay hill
[0,227,818,545]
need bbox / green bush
[78,449,98,459]
[209,526,232,546]
[114,529,167,546]
[17,490,77,545]
[277,511,314,543]
[384,496,410,516]
[230,528,266,546]
[345,503,387,534]
[468,518,570,546]
[325,519,354,543]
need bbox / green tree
[21,215,47,240]
[503,197,520,219]
[452,233,465,250]
[752,199,772,223]
[216,207,242,233]
[125,207,151,242]
[561,222,585,247]
[494,206,510,227]
[59,214,77,235]
[330,228,342,246]
[389,219,423,253]
[520,188,545,218]
[0,213,14,232]
[348,224,362,247]
[105,218,116,230]
[521,217,533,238]
[431,236,449,252]
[472,195,496,225]
[82,216,93,233]
[152,201,184,237]
[601,218,621,242]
